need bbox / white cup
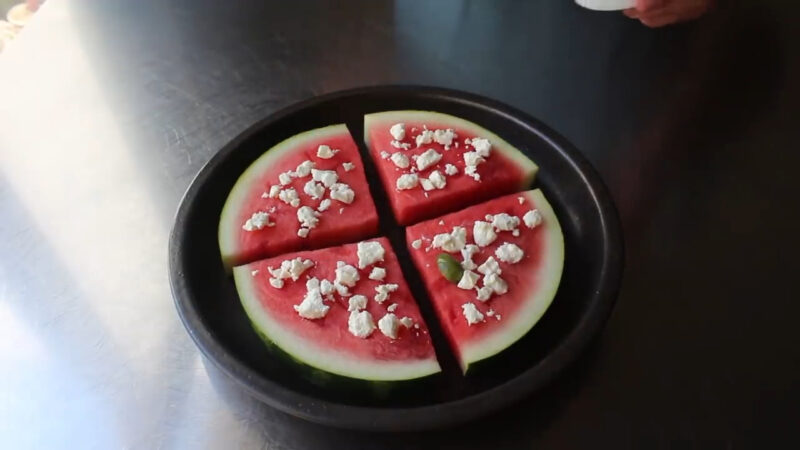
[575,0,636,10]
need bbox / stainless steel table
[2,1,798,448]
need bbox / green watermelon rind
[363,110,539,188]
[218,124,348,270]
[460,189,564,372]
[232,266,442,382]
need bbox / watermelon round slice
[233,237,441,381]
[364,111,538,225]
[219,124,379,269]
[405,189,564,372]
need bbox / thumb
[636,0,668,11]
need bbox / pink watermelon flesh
[219,124,379,268]
[405,189,564,372]
[364,111,538,225]
[233,237,441,381]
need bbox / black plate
[169,86,623,431]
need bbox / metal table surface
[1,1,798,448]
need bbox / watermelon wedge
[219,124,379,269]
[364,111,538,225]
[405,189,564,372]
[233,237,441,381]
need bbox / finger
[640,12,679,27]
[636,0,668,12]
[623,8,639,18]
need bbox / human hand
[623,0,713,27]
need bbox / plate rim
[168,85,624,431]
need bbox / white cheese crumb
[378,313,401,339]
[470,137,492,157]
[278,171,293,186]
[495,242,524,264]
[465,164,481,182]
[294,160,314,178]
[462,302,485,325]
[512,229,520,237]
[303,180,325,200]
[339,207,345,214]
[483,272,508,295]
[523,209,544,228]
[347,294,368,312]
[396,173,419,190]
[387,303,398,312]
[311,169,338,188]
[389,123,406,141]
[518,196,525,205]
[444,164,458,176]
[420,178,435,191]
[416,148,443,171]
[329,183,355,204]
[411,239,423,249]
[374,283,399,303]
[432,226,467,253]
[278,188,300,208]
[294,286,329,319]
[348,310,375,338]
[318,199,331,212]
[297,228,309,238]
[391,140,411,150]
[428,170,446,189]
[357,241,385,269]
[390,152,410,169]
[492,213,521,231]
[342,162,355,172]
[457,270,480,290]
[477,256,502,276]
[334,262,360,287]
[242,211,274,231]
[399,317,414,328]
[380,151,390,159]
[463,151,485,167]
[320,279,334,296]
[433,128,457,147]
[473,221,498,247]
[335,282,350,297]
[496,314,502,320]
[476,286,493,302]
[369,267,386,281]
[269,278,284,289]
[316,144,338,159]
[460,244,479,270]
[297,206,320,229]
[268,185,282,198]
[415,129,433,147]
[486,309,495,317]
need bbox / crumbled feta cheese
[268,257,314,281]
[512,229,520,237]
[470,137,492,157]
[268,185,282,198]
[463,151,485,167]
[311,169,338,188]
[465,164,481,182]
[420,178,435,191]
[495,242,524,264]
[316,144,337,159]
[380,151,390,159]
[294,160,314,178]
[318,199,331,212]
[278,171,293,186]
[476,286,493,302]
[411,239,423,249]
[378,313,401,339]
[334,262,360,287]
[432,226,467,253]
[278,188,300,208]
[460,244,479,270]
[390,152,410,169]
[320,279,334,295]
[495,314,502,320]
[329,183,355,204]
[294,286,329,319]
[342,162,355,172]
[387,303,398,312]
[484,272,508,295]
[242,211,274,231]
[297,228,310,238]
[374,283,399,303]
[443,164,458,176]
[428,170,446,189]
[269,278,283,289]
[335,282,350,297]
[523,209,543,228]
[492,213,521,231]
[305,277,320,291]
[369,267,386,281]
[348,310,375,338]
[416,148,442,171]
[415,129,433,147]
[297,206,320,229]
[391,140,411,150]
[486,309,495,317]
[477,256,502,276]
[518,196,525,205]
[462,302,485,325]
[473,221,498,247]
[457,270,480,290]
[357,241,385,269]
[339,208,344,214]
[399,317,414,328]
[433,128,457,148]
[396,173,419,190]
[347,294,368,312]
[390,123,406,141]
[303,180,325,200]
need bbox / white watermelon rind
[218,124,347,270]
[460,189,565,372]
[363,110,539,188]
[232,267,442,382]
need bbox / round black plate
[169,86,623,431]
